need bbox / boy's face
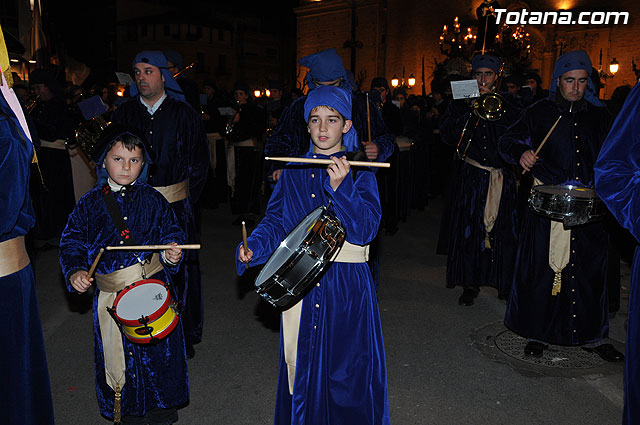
[103,142,145,186]
[307,106,352,155]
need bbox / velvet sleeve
[59,199,90,292]
[595,84,640,242]
[498,108,533,166]
[235,174,287,275]
[439,100,473,147]
[0,131,28,236]
[368,98,396,163]
[155,192,187,273]
[323,169,381,245]
[264,98,309,173]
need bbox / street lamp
[390,76,399,88]
[407,74,416,88]
[609,58,619,75]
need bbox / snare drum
[110,279,179,344]
[254,205,345,310]
[528,184,605,227]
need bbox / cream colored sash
[464,157,503,248]
[533,178,571,295]
[226,138,257,195]
[154,179,189,204]
[94,253,163,392]
[0,236,30,278]
[39,138,66,150]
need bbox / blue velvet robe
[59,182,189,419]
[1,94,55,425]
[265,92,396,171]
[235,150,390,424]
[594,83,640,425]
[439,99,520,297]
[499,96,612,345]
[111,95,209,346]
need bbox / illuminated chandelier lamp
[390,67,415,89]
[609,58,619,75]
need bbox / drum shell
[111,279,180,344]
[528,184,605,228]
[255,207,345,310]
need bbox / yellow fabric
[282,300,303,395]
[0,24,13,87]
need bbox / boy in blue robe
[237,85,390,424]
[59,126,189,424]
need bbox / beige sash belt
[331,241,370,263]
[154,179,189,204]
[282,241,370,395]
[533,178,571,295]
[464,157,503,248]
[40,138,67,150]
[94,253,163,392]
[0,236,30,278]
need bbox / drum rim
[112,279,173,325]
[531,184,598,197]
[255,206,325,287]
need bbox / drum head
[116,281,168,320]
[255,206,324,288]
[533,184,596,198]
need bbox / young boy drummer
[237,85,390,424]
[59,125,188,424]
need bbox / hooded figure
[130,50,185,102]
[303,85,358,153]
[299,48,354,91]
[548,49,604,107]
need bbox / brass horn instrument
[173,61,198,78]
[472,62,506,122]
[72,115,110,162]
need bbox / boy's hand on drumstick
[520,150,538,172]
[327,156,351,191]
[70,270,93,293]
[362,141,379,160]
[164,242,182,264]
[239,245,253,264]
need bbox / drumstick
[87,248,105,277]
[265,156,390,168]
[242,221,249,269]
[105,244,201,251]
[522,114,563,175]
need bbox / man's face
[558,69,589,102]
[32,83,53,101]
[307,105,351,155]
[506,83,519,95]
[526,78,538,92]
[473,67,498,91]
[234,90,248,104]
[133,63,165,102]
[204,86,215,99]
[167,61,179,76]
[373,86,388,103]
[269,88,282,100]
[103,142,144,186]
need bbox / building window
[218,55,227,74]
[218,30,224,41]
[141,24,148,37]
[266,48,277,59]
[164,24,170,36]
[127,24,138,42]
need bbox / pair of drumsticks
[87,244,201,277]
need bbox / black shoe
[583,343,624,362]
[524,341,547,357]
[458,288,479,306]
[186,344,196,359]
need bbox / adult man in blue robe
[594,82,640,425]
[0,53,55,424]
[499,50,624,361]
[265,48,395,182]
[440,54,520,305]
[111,51,209,358]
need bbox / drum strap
[154,179,190,204]
[0,236,30,278]
[464,157,503,248]
[533,178,570,295]
[94,254,163,404]
[331,241,370,263]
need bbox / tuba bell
[70,115,110,162]
[472,62,506,122]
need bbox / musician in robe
[498,50,624,361]
[236,85,390,425]
[59,126,189,424]
[440,54,520,306]
[594,82,640,425]
[264,48,395,183]
[28,68,76,246]
[0,56,55,425]
[111,51,209,359]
